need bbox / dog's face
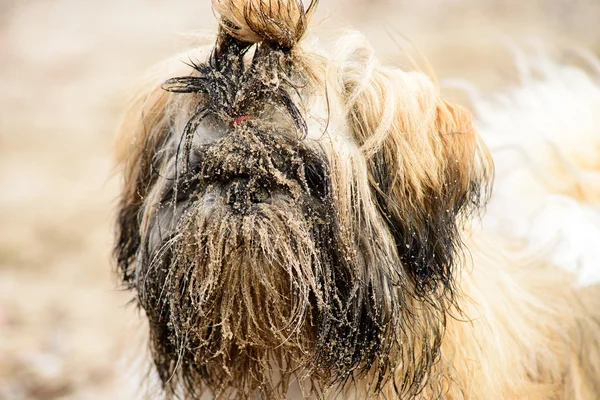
[114,1,492,398]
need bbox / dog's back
[446,56,600,399]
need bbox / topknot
[212,0,317,50]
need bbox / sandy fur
[114,0,600,398]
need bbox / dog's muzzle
[160,124,329,214]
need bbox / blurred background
[1,0,599,398]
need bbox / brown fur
[114,1,600,398]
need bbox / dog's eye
[186,113,229,147]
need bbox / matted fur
[114,1,600,399]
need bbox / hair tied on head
[212,0,317,50]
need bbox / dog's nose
[201,154,272,187]
[198,133,263,183]
[198,133,287,190]
[224,178,270,208]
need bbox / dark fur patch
[369,148,486,298]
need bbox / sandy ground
[0,0,599,399]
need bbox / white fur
[475,53,600,286]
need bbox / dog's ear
[340,43,492,296]
[113,74,175,285]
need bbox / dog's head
[114,0,492,398]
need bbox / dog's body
[114,1,600,398]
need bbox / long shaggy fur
[114,1,600,398]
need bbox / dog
[113,0,600,398]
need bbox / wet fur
[114,0,600,398]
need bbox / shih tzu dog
[113,0,600,398]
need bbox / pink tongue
[233,116,249,125]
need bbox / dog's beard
[134,125,409,397]
[142,195,322,396]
